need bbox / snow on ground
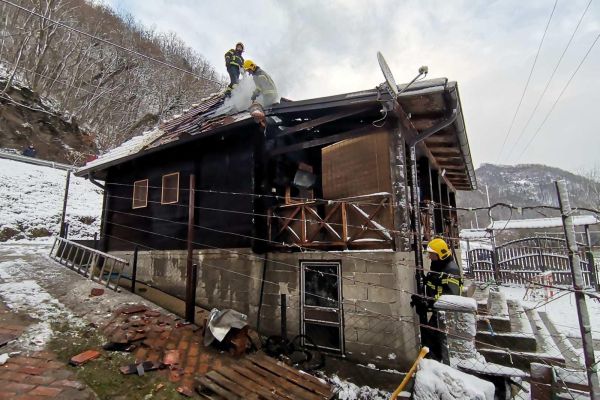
[413,359,495,400]
[328,375,392,400]
[0,251,83,350]
[0,158,102,242]
[500,285,600,338]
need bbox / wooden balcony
[268,193,394,250]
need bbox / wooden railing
[269,194,394,250]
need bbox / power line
[516,30,600,161]
[497,0,558,162]
[0,0,224,87]
[505,0,593,162]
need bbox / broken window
[161,173,179,204]
[132,179,148,209]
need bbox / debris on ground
[0,332,18,347]
[204,308,248,346]
[90,288,104,297]
[0,352,9,365]
[70,349,101,366]
[119,360,163,375]
[176,385,194,397]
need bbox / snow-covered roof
[487,215,600,230]
[459,229,489,239]
[77,128,163,176]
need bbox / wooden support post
[556,180,600,398]
[388,128,411,252]
[431,171,443,235]
[131,246,138,293]
[185,174,196,323]
[59,170,70,238]
[585,225,598,291]
[280,293,287,340]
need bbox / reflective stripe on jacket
[252,67,278,98]
[225,49,244,68]
[424,257,463,302]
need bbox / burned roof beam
[269,124,387,156]
[276,106,372,138]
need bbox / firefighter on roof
[242,59,279,108]
[411,237,463,361]
[224,42,244,98]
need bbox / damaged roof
[76,78,476,191]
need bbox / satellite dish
[377,51,399,98]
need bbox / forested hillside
[0,0,222,159]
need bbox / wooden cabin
[76,77,476,369]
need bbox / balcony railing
[268,193,394,250]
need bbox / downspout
[404,96,458,309]
[87,173,105,190]
[256,254,268,331]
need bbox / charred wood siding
[103,130,257,251]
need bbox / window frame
[132,179,149,209]
[161,172,180,205]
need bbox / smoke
[215,75,256,116]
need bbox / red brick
[0,392,17,399]
[50,380,84,390]
[4,382,36,392]
[28,386,63,396]
[44,361,64,370]
[14,395,47,400]
[26,376,56,386]
[19,366,45,376]
[2,371,30,381]
[69,351,100,366]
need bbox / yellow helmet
[243,59,257,72]
[426,238,451,260]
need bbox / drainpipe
[87,173,105,190]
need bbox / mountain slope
[456,163,599,231]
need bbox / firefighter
[411,237,463,361]
[224,42,244,98]
[242,59,279,108]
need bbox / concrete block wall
[112,248,421,370]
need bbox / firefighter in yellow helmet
[411,237,463,361]
[224,42,244,98]
[242,59,279,107]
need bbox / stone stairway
[467,284,585,372]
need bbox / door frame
[300,260,344,354]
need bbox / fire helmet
[243,59,257,72]
[426,238,451,260]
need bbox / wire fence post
[490,230,501,284]
[585,224,598,292]
[185,174,196,323]
[280,293,287,340]
[59,170,70,237]
[555,180,600,398]
[130,245,138,294]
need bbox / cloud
[105,0,600,173]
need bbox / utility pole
[555,180,600,398]
[59,170,71,237]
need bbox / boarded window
[161,173,179,204]
[132,179,148,209]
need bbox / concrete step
[488,291,509,319]
[506,299,533,337]
[476,315,511,333]
[470,284,490,314]
[476,331,538,352]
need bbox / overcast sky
[106,0,600,174]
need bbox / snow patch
[413,359,495,400]
[329,375,391,400]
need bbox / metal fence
[466,236,598,288]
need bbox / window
[161,173,180,204]
[132,179,148,209]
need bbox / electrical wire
[504,0,593,162]
[516,30,600,161]
[497,0,559,162]
[0,0,224,87]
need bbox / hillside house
[75,77,476,368]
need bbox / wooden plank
[206,371,260,399]
[248,354,333,398]
[231,364,295,400]
[197,376,240,400]
[277,107,371,137]
[217,366,280,400]
[242,361,323,400]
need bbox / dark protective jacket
[224,49,244,69]
[250,67,277,101]
[424,255,462,304]
[22,147,36,157]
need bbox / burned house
[76,77,476,369]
